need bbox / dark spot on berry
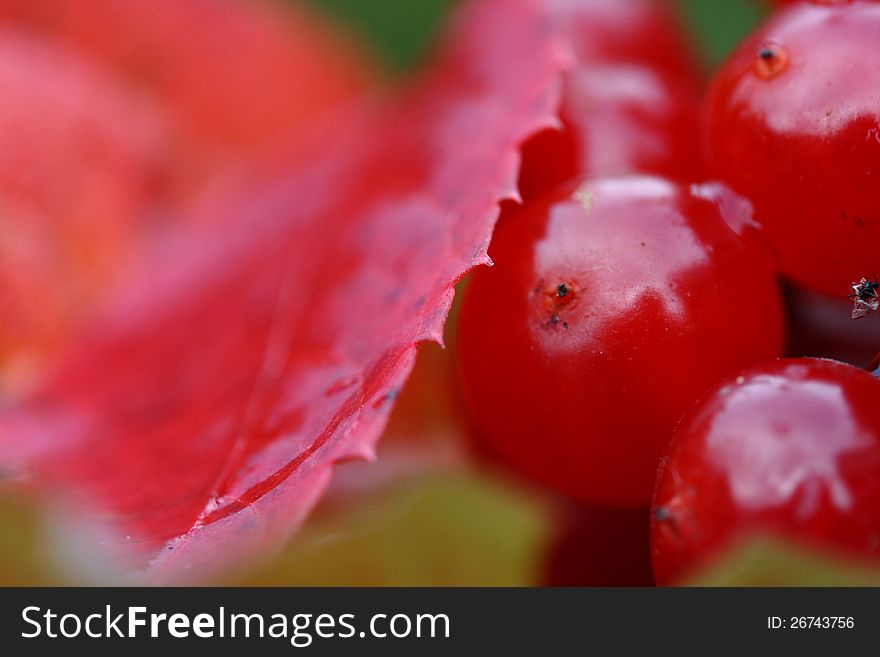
[543,280,577,311]
[654,507,672,523]
[537,280,578,329]
[654,506,681,538]
[754,43,788,79]
[839,212,879,228]
[640,242,646,247]
[543,314,570,330]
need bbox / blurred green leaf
[303,0,451,74]
[231,474,553,586]
[0,493,60,585]
[677,0,767,69]
[688,537,880,587]
[304,0,768,75]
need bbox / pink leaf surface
[0,29,178,396]
[0,0,374,154]
[0,0,568,582]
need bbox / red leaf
[0,0,565,582]
[0,29,177,397]
[0,0,373,154]
[0,0,378,397]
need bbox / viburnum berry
[651,358,880,585]
[457,176,784,507]
[519,0,703,199]
[704,0,880,297]
[519,63,703,199]
[551,0,702,83]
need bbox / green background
[304,0,770,74]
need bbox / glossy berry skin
[651,358,880,585]
[551,0,702,83]
[519,0,703,199]
[457,176,784,507]
[519,64,703,199]
[704,1,880,297]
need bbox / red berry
[519,63,703,199]
[552,0,702,82]
[704,0,880,297]
[457,176,784,507]
[519,0,703,199]
[651,358,880,585]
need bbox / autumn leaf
[0,29,177,396]
[0,0,565,583]
[0,0,373,154]
[0,0,374,397]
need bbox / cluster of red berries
[457,0,880,584]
